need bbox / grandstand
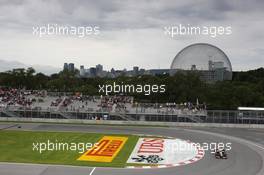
[1,88,264,124]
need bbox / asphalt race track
[0,122,264,175]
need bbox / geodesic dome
[170,43,232,80]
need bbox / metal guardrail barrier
[1,106,264,124]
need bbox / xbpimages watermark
[32,140,99,154]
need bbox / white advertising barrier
[127,138,203,165]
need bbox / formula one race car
[214,149,227,159]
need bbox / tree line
[0,67,264,110]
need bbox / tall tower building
[63,63,68,70]
[80,65,85,77]
[68,63,75,72]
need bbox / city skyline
[0,0,263,74]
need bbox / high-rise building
[208,60,213,71]
[80,65,85,77]
[95,64,103,77]
[90,67,96,77]
[63,63,68,70]
[191,65,197,70]
[208,60,224,70]
[213,61,224,69]
[133,66,139,75]
[96,64,103,72]
[68,63,75,72]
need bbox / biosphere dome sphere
[170,43,232,81]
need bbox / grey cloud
[0,0,252,30]
[0,0,263,71]
[0,0,263,31]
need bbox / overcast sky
[0,0,263,73]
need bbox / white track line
[89,167,96,175]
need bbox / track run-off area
[0,122,264,175]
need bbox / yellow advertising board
[78,136,128,162]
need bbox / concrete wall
[0,117,264,129]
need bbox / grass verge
[0,130,139,168]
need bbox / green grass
[0,130,139,167]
